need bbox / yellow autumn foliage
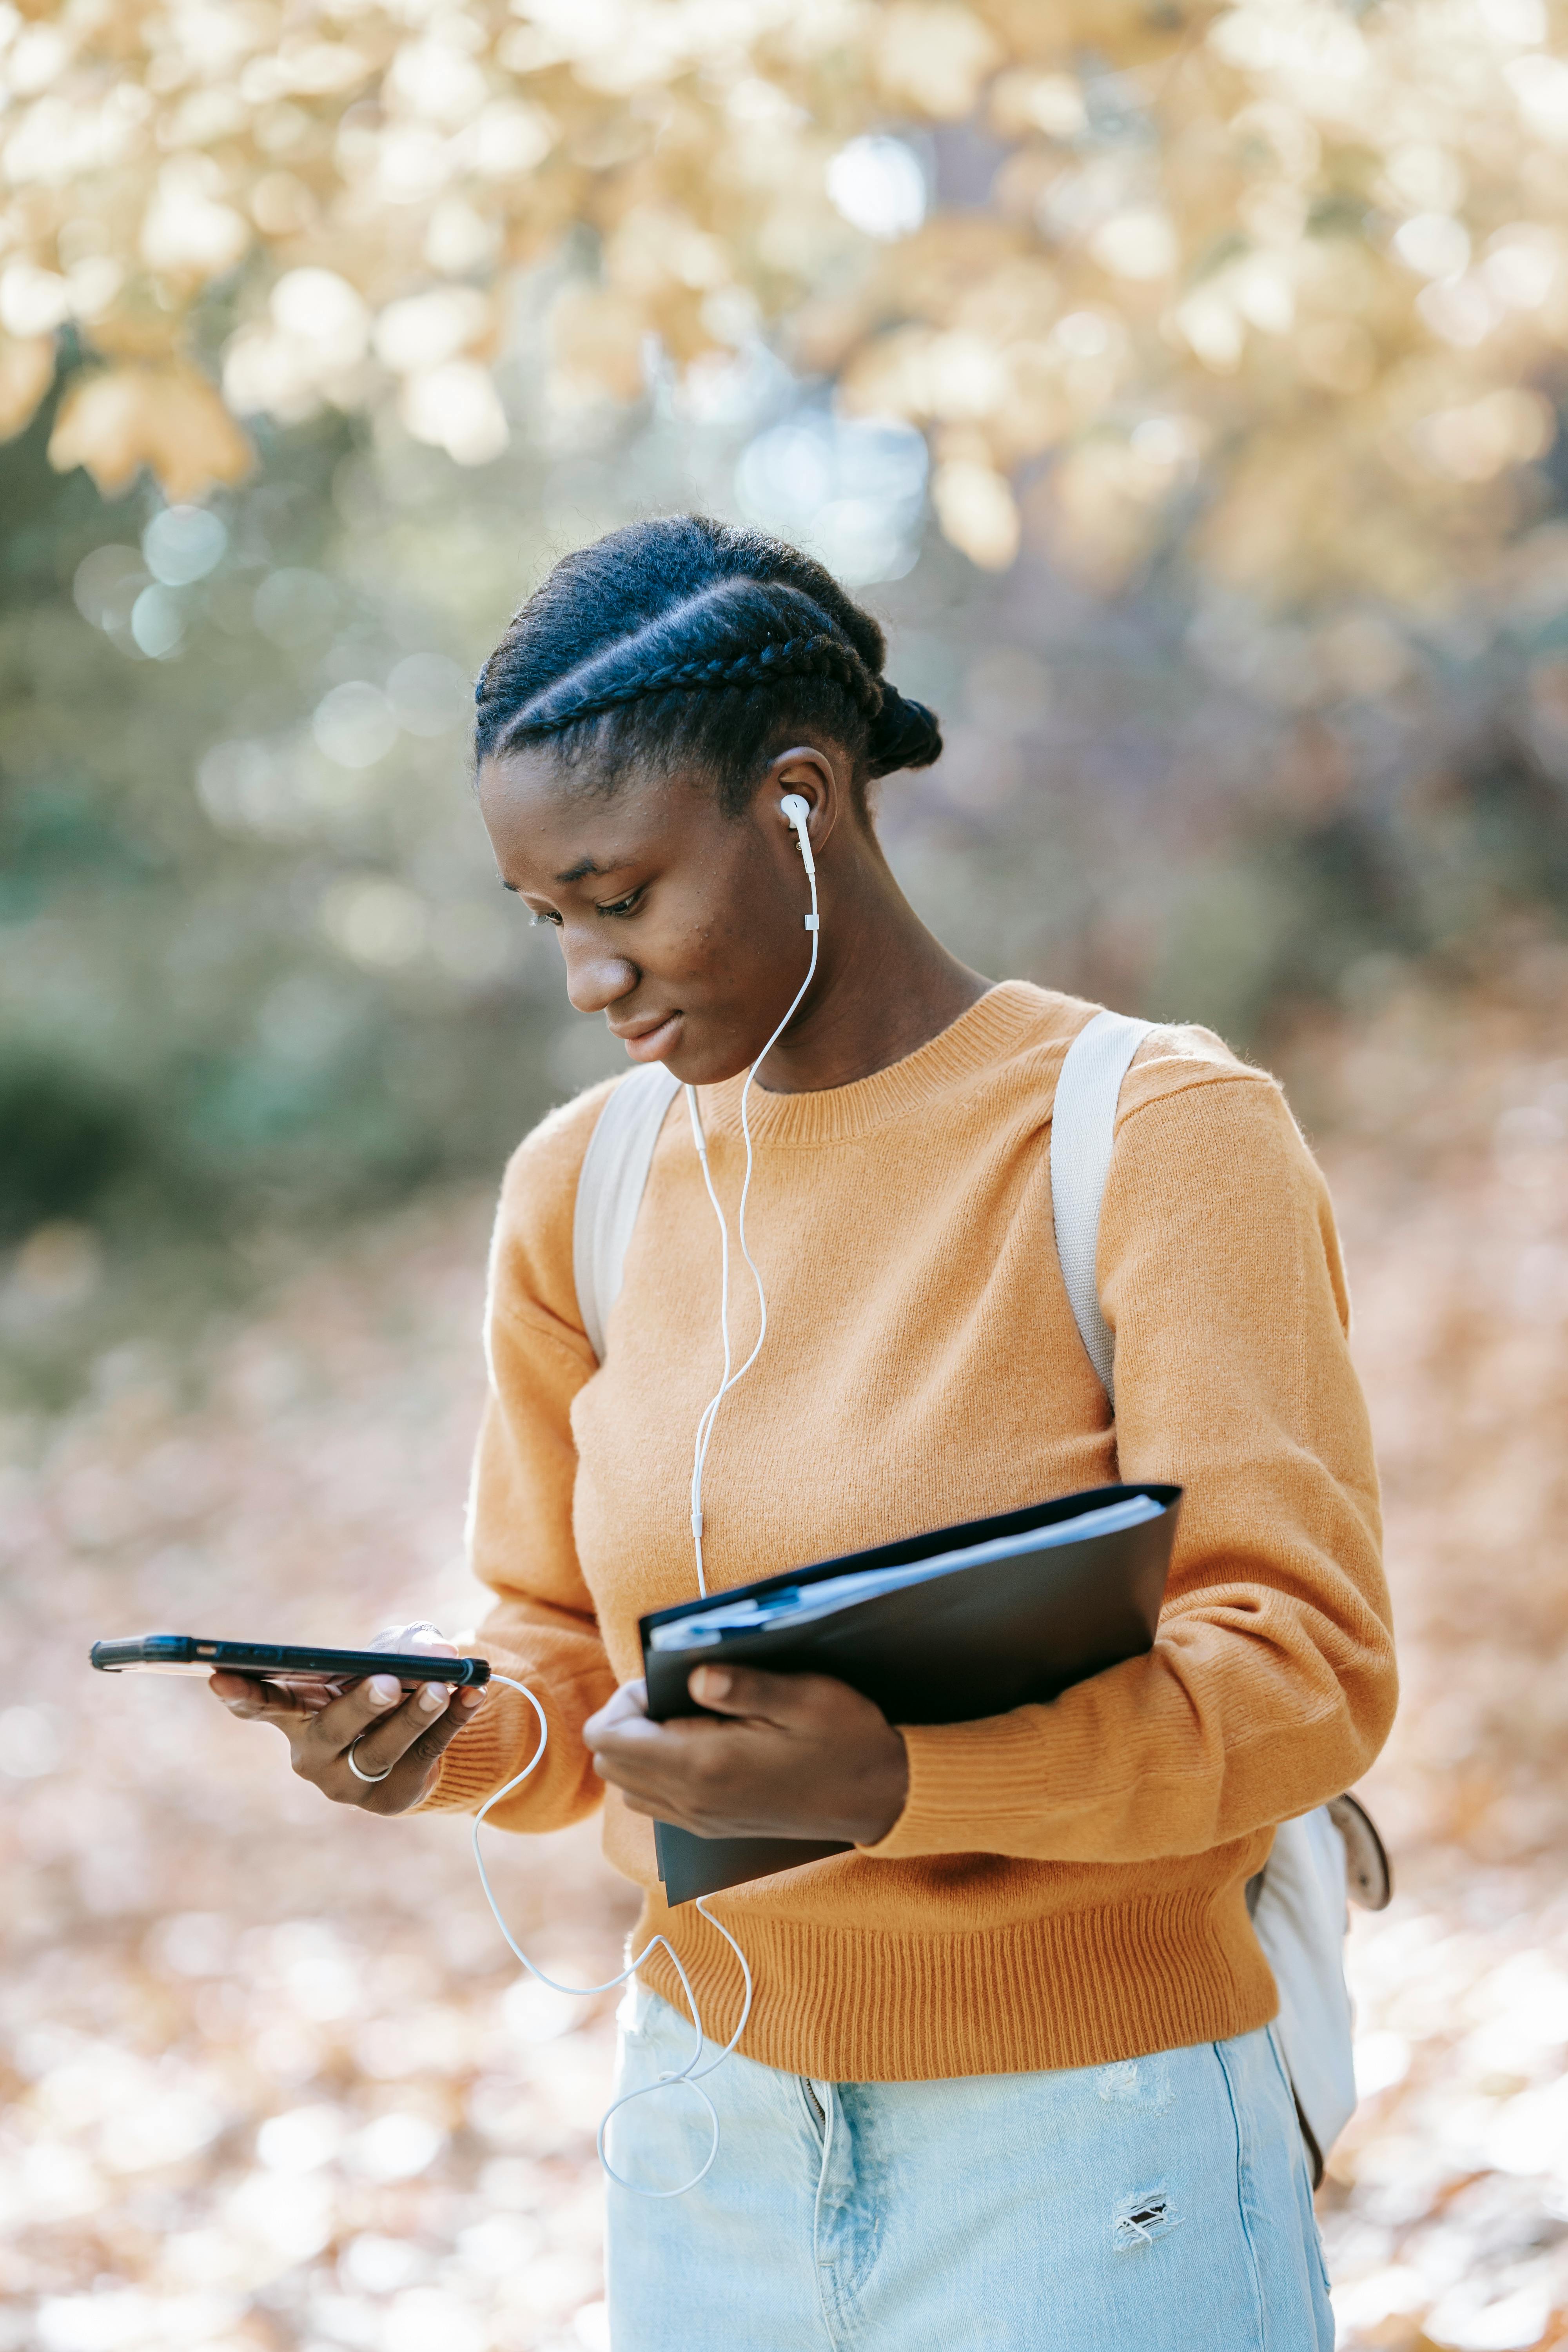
[1,0,1565,604]
[47,363,254,501]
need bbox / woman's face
[477,744,834,1087]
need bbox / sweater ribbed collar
[691,979,1079,1148]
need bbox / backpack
[570,1011,1390,2180]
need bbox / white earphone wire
[470,804,814,2199]
[474,1672,753,2198]
[686,813,819,1593]
[685,1089,732,1599]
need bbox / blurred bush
[0,387,559,1250]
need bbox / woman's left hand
[583,1668,909,1847]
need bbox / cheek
[695,906,767,974]
[664,877,779,987]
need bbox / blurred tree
[2,0,1566,611]
[7,1,1568,1408]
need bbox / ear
[764,745,843,855]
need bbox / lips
[612,1012,684,1065]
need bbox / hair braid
[474,517,942,814]
[521,632,887,736]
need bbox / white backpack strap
[1051,1005,1378,2181]
[572,1065,681,1364]
[1049,1008,1152,1404]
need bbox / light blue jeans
[605,1986,1333,2351]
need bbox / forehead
[476,746,726,886]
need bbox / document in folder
[638,1481,1181,1907]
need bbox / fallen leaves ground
[1305,976,1568,2352]
[2,978,1566,2352]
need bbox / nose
[560,930,639,1016]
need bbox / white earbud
[779,792,816,878]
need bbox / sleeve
[415,1089,621,1833]
[860,1068,1397,1866]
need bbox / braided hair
[474,516,942,816]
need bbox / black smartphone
[89,1634,490,1689]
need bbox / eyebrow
[498,857,631,895]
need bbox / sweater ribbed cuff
[857,1713,1062,1861]
[411,1673,542,1815]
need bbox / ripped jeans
[605,1985,1334,2352]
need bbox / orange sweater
[422,983,1395,2082]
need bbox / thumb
[688,1664,810,1724]
[372,1623,457,1658]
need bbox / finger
[583,1680,649,1746]
[686,1664,824,1724]
[587,1714,671,1772]
[302,1671,411,1764]
[614,1784,670,1821]
[370,1624,464,1711]
[591,1727,756,1831]
[404,1684,486,1773]
[591,1742,684,1803]
[341,1682,485,1794]
[209,1671,313,1721]
[588,1714,737,1809]
[371,1623,459,1659]
[269,1676,346,1712]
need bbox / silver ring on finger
[346,1736,394,1784]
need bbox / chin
[662,1030,752,1089]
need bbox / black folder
[638,1481,1180,1906]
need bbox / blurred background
[3,4,1568,2347]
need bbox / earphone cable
[686,844,819,1591]
[470,813,817,2197]
[473,1672,753,2197]
[685,1093,733,1598]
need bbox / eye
[596,887,644,920]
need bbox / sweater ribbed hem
[633,1884,1278,2083]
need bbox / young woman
[213,516,1395,2350]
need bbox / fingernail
[368,1675,401,1707]
[459,1686,485,1709]
[418,1683,446,1713]
[694,1668,731,1700]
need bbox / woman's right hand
[208,1623,485,1816]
